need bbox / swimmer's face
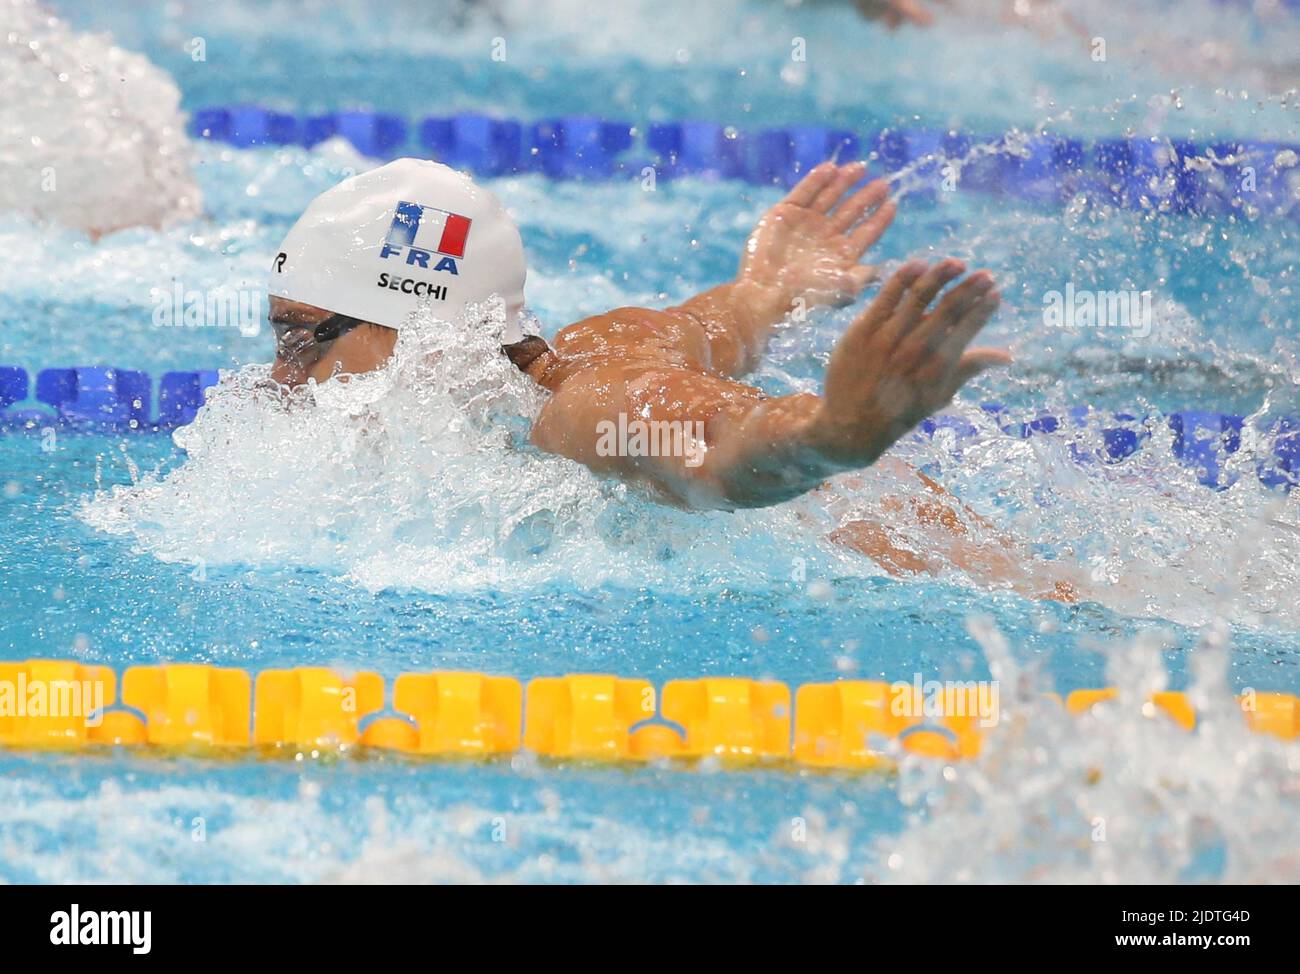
[268,296,328,368]
[268,296,397,388]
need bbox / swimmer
[266,158,1075,598]
[849,0,942,28]
[800,0,943,29]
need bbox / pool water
[1,0,1297,882]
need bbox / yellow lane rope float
[0,660,1294,768]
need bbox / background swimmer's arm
[801,0,941,28]
[851,0,940,28]
[822,464,1080,602]
[659,162,896,376]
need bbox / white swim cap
[269,158,528,343]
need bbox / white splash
[873,617,1300,883]
[78,297,820,594]
[0,0,201,235]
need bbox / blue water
[1,0,1298,883]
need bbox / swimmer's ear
[503,335,550,372]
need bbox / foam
[0,0,201,234]
[0,771,763,883]
[874,617,1300,883]
[78,297,826,595]
[75,276,1300,628]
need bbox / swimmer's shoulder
[552,306,714,374]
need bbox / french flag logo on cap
[385,201,473,258]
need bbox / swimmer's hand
[646,161,896,378]
[805,258,1010,466]
[700,260,1007,508]
[738,161,895,312]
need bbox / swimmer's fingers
[931,269,996,324]
[897,259,966,327]
[942,346,1014,400]
[821,258,925,361]
[894,270,994,364]
[809,161,869,213]
[934,290,1008,380]
[847,195,897,257]
[920,288,1009,401]
[815,261,1004,468]
[829,176,888,230]
[783,163,840,208]
[856,259,928,330]
[874,258,964,352]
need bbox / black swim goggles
[270,312,369,361]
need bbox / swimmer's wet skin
[267,157,1009,516]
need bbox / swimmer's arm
[800,0,939,27]
[660,162,896,377]
[536,260,1008,509]
[547,163,892,375]
[703,260,1008,505]
[851,0,939,28]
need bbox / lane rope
[2,366,1295,490]
[189,106,1300,217]
[0,660,1294,767]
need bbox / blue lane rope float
[1,364,1296,491]
[188,106,1300,216]
[0,365,219,431]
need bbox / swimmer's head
[266,295,396,387]
[265,295,550,389]
[269,158,528,342]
